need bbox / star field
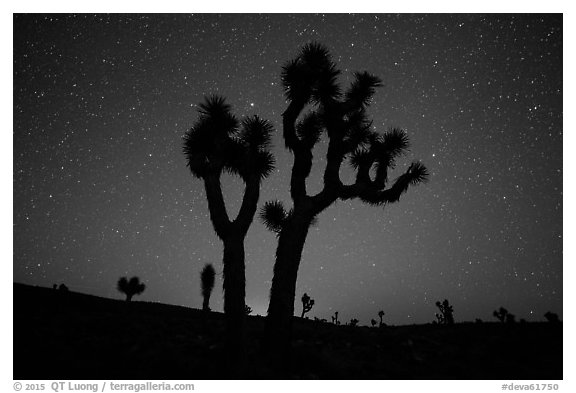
[13,14,562,324]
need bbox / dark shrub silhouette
[378,310,385,327]
[200,264,216,311]
[544,311,560,323]
[117,277,145,302]
[331,311,339,325]
[58,283,68,292]
[506,313,516,324]
[494,307,512,323]
[475,318,483,323]
[184,96,275,369]
[261,42,429,362]
[300,293,315,318]
[435,299,454,324]
[349,318,359,327]
[244,305,252,315]
[371,319,377,327]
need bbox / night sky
[13,14,562,325]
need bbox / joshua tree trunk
[126,294,132,302]
[265,215,311,367]
[202,294,210,311]
[222,236,247,373]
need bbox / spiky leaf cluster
[345,71,383,108]
[260,200,288,234]
[183,96,275,181]
[226,116,275,181]
[281,42,341,104]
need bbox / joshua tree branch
[309,112,353,215]
[322,137,345,190]
[282,101,305,151]
[204,174,231,238]
[234,175,261,236]
[290,147,313,205]
[339,166,419,205]
[283,100,314,205]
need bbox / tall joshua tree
[200,263,216,311]
[117,276,146,302]
[183,96,274,368]
[260,43,429,361]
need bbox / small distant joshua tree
[331,311,340,325]
[300,293,315,318]
[378,310,385,327]
[53,283,68,292]
[245,305,253,315]
[349,318,359,327]
[493,307,507,323]
[117,276,146,302]
[544,311,560,323]
[435,299,454,325]
[371,319,377,327]
[493,307,515,324]
[200,264,216,311]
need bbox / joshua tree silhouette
[117,276,145,302]
[331,311,339,325]
[183,96,274,369]
[435,299,454,325]
[493,307,514,324]
[349,318,359,327]
[378,310,385,327]
[544,311,560,323]
[260,43,428,362]
[200,264,216,311]
[300,293,315,318]
[371,319,377,327]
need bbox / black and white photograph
[11,9,565,383]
